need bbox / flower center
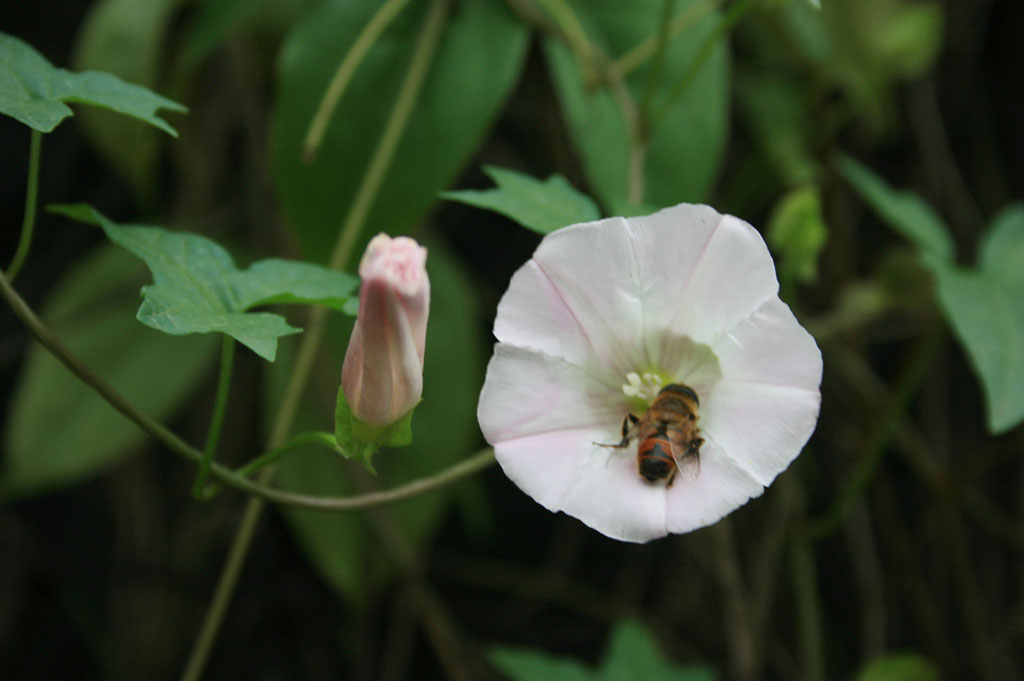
[621,370,673,413]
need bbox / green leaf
[275,240,485,603]
[979,204,1024,289]
[489,620,717,681]
[853,653,939,681]
[50,203,359,361]
[490,649,594,681]
[443,166,601,234]
[932,206,1024,433]
[542,0,729,214]
[837,154,954,262]
[1,246,217,499]
[779,1,942,127]
[0,31,185,134]
[272,0,528,258]
[737,73,817,187]
[768,185,828,285]
[599,620,717,681]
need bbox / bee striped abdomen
[637,435,676,484]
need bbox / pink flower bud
[342,234,429,427]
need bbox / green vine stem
[0,265,495,512]
[192,335,235,498]
[611,0,720,78]
[648,0,752,132]
[639,0,677,116]
[181,2,455,680]
[301,0,414,163]
[533,0,596,83]
[235,430,341,478]
[6,129,43,282]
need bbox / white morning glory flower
[477,203,822,543]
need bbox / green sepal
[334,386,416,473]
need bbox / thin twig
[301,0,414,163]
[6,129,42,282]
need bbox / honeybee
[597,383,704,486]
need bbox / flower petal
[664,441,765,534]
[713,297,823,390]
[478,343,623,444]
[700,296,822,485]
[494,426,669,543]
[701,382,820,486]
[559,444,669,543]
[514,217,645,380]
[492,428,598,516]
[624,204,779,354]
[493,259,599,374]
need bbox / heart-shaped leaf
[932,206,1024,433]
[1,246,217,499]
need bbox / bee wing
[670,438,702,481]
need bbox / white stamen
[621,371,663,401]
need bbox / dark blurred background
[2,1,1023,680]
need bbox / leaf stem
[192,335,235,498]
[648,0,751,133]
[235,431,340,478]
[612,0,720,78]
[639,0,677,116]
[791,537,825,681]
[6,129,43,282]
[301,0,414,163]
[534,0,596,83]
[328,0,451,272]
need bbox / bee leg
[666,468,677,487]
[593,413,639,448]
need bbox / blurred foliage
[491,619,717,681]
[271,0,528,258]
[542,0,729,214]
[840,158,1024,433]
[1,246,217,498]
[2,0,1023,680]
[767,184,828,286]
[853,653,940,681]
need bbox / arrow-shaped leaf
[0,31,185,134]
[443,166,601,235]
[50,203,359,361]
